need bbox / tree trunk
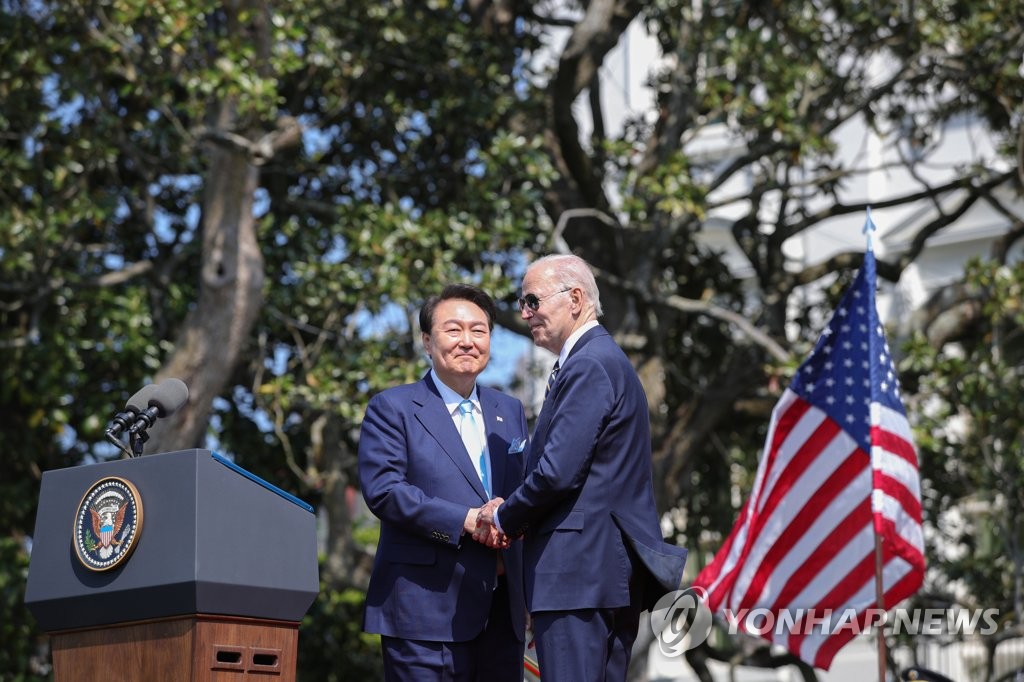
[651,349,767,511]
[315,413,373,590]
[143,98,265,455]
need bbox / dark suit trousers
[532,602,643,682]
[381,577,522,682]
[532,562,646,682]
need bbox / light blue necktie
[458,400,490,497]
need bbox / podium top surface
[209,452,314,513]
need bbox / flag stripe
[798,553,916,667]
[790,523,876,613]
[874,475,923,525]
[872,426,918,468]
[702,504,750,612]
[872,402,915,443]
[737,442,866,610]
[872,448,920,498]
[732,415,847,605]
[875,515,926,572]
[786,548,876,656]
[755,400,824,515]
[767,493,872,612]
[810,607,877,669]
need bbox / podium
[25,449,320,681]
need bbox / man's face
[519,267,575,354]
[422,298,491,386]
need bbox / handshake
[465,498,509,549]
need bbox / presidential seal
[73,477,143,571]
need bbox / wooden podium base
[50,614,299,681]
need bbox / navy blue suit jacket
[499,325,687,612]
[359,374,528,642]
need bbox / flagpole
[873,527,888,682]
[864,207,888,682]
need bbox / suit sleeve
[358,392,469,546]
[499,356,611,534]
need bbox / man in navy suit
[359,283,528,681]
[478,254,688,681]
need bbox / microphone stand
[105,428,134,459]
[102,419,152,458]
[129,429,149,457]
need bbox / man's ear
[570,287,583,312]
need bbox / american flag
[693,247,925,670]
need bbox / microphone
[128,378,190,435]
[106,383,162,437]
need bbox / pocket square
[508,437,527,454]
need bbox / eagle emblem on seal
[91,498,129,559]
[73,477,143,571]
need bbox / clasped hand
[466,497,508,548]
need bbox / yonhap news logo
[650,586,714,656]
[719,606,1000,638]
[650,587,1001,658]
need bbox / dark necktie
[545,361,560,397]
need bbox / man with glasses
[477,254,688,681]
[359,283,528,681]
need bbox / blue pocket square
[508,437,527,454]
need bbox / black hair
[418,283,497,333]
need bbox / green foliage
[0,537,45,681]
[298,584,382,681]
[904,259,1024,620]
[1,0,542,674]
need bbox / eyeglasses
[517,288,571,312]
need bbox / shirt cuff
[493,507,505,534]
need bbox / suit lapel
[414,376,488,501]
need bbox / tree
[902,258,1024,681]
[521,1,1022,673]
[1,0,542,676]
[2,0,1023,679]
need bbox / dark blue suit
[498,325,687,680]
[359,374,528,680]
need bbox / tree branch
[552,209,791,361]
[548,0,642,209]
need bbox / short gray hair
[527,254,603,317]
